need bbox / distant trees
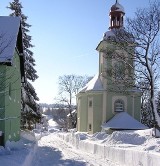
[52,107,68,130]
[56,74,92,129]
[41,104,69,130]
[7,0,41,129]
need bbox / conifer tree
[7,0,41,129]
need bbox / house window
[114,99,124,112]
[114,61,125,80]
[89,100,92,107]
[89,124,92,131]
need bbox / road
[31,133,118,166]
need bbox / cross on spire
[116,0,119,3]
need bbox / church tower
[76,1,143,134]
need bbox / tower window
[89,100,92,107]
[121,17,123,25]
[114,99,124,112]
[117,17,120,26]
[89,124,92,131]
[111,16,116,26]
[114,61,125,80]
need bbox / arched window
[111,16,116,26]
[114,99,124,112]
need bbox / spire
[109,0,125,29]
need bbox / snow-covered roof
[103,30,115,40]
[110,1,125,13]
[102,28,134,43]
[101,112,148,130]
[79,74,104,93]
[0,16,22,64]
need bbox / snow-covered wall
[57,132,160,166]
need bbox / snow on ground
[0,117,160,166]
[56,130,160,165]
[31,132,117,166]
[0,130,37,166]
[48,117,60,133]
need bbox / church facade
[76,1,143,134]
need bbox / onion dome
[110,0,125,13]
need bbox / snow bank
[22,142,38,166]
[0,146,8,155]
[57,130,160,166]
[91,132,108,141]
[0,140,24,157]
[21,130,36,142]
[102,131,146,145]
[19,130,39,166]
[5,140,24,151]
[0,130,38,166]
[103,146,160,166]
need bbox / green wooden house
[76,1,147,134]
[0,16,24,145]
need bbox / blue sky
[0,0,149,104]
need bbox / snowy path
[31,133,118,166]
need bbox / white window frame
[114,99,124,112]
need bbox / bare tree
[56,74,92,128]
[52,107,68,130]
[127,1,160,129]
[108,1,160,129]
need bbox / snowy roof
[103,30,115,40]
[101,112,148,130]
[79,74,104,93]
[110,1,125,13]
[0,16,22,64]
[101,28,134,43]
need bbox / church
[76,0,147,134]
